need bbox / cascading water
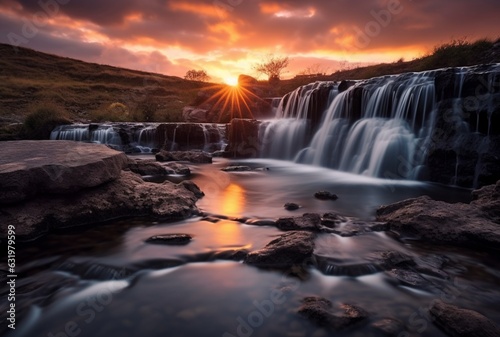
[259,65,500,185]
[49,123,228,154]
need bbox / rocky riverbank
[0,141,203,241]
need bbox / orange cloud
[169,1,227,19]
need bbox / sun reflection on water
[221,183,245,216]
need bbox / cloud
[1,0,499,81]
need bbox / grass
[22,102,72,139]
[0,43,213,127]
[0,37,499,139]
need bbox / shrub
[23,103,71,139]
[89,102,129,122]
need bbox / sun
[224,76,239,87]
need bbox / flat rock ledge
[377,180,500,250]
[0,170,202,241]
[0,141,128,204]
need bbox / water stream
[4,157,500,337]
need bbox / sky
[1,0,499,84]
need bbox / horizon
[1,0,499,84]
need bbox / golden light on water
[221,183,245,216]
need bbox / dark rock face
[429,300,500,337]
[146,234,193,245]
[371,318,405,337]
[377,181,500,250]
[298,297,368,331]
[224,119,261,158]
[0,141,128,204]
[245,231,315,268]
[314,191,338,200]
[0,171,202,241]
[155,150,212,163]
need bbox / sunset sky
[1,0,499,83]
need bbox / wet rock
[164,162,191,175]
[314,255,379,276]
[320,212,346,228]
[0,171,201,241]
[284,202,300,211]
[155,150,212,164]
[366,251,416,270]
[244,218,277,227]
[145,234,193,245]
[429,300,500,337]
[245,231,315,268]
[0,141,128,204]
[314,191,338,200]
[180,180,205,198]
[276,213,321,231]
[371,318,405,337]
[377,182,500,250]
[298,297,368,331]
[224,119,261,158]
[57,260,136,280]
[221,165,252,172]
[127,158,169,176]
[385,268,443,294]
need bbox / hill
[278,38,500,95]
[0,43,216,126]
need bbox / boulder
[182,106,209,123]
[0,141,128,204]
[0,171,202,241]
[276,213,321,231]
[377,181,500,250]
[164,162,191,175]
[155,150,212,164]
[224,119,261,158]
[314,191,338,200]
[429,300,500,337]
[127,158,169,176]
[245,231,315,268]
[298,297,368,331]
[283,202,300,211]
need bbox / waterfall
[49,122,229,154]
[259,64,500,185]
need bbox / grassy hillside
[0,43,215,128]
[278,38,500,95]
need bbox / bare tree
[184,69,211,82]
[252,55,289,81]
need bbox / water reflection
[221,183,245,217]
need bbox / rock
[181,180,205,198]
[429,300,500,337]
[371,318,405,337]
[127,158,169,176]
[320,212,346,228]
[366,251,415,270]
[0,141,128,204]
[313,255,379,276]
[164,162,191,175]
[224,119,261,158]
[276,213,321,231]
[284,202,300,211]
[314,191,338,200]
[221,166,252,172]
[376,183,500,250]
[146,234,193,245]
[244,219,277,227]
[0,171,201,241]
[155,150,212,164]
[238,74,259,87]
[182,106,209,123]
[298,297,368,331]
[245,231,315,268]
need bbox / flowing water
[4,157,500,337]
